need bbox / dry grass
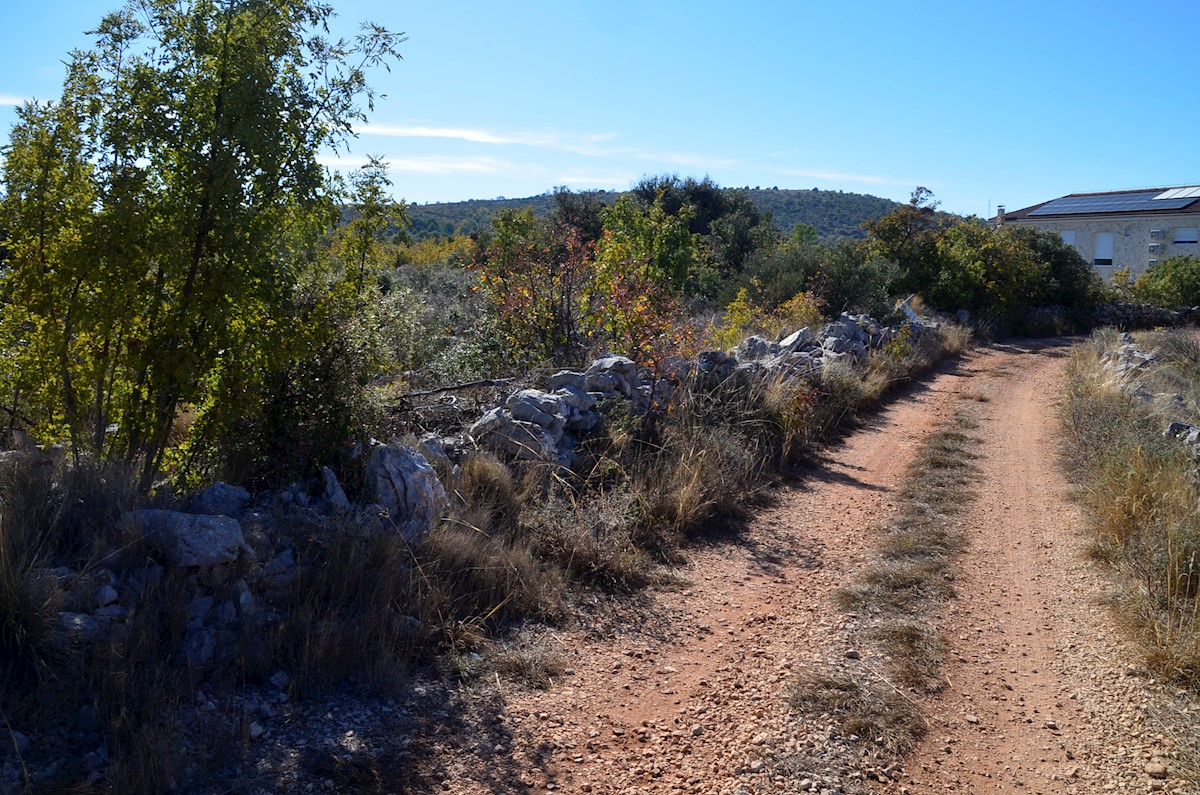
[796,408,982,760]
[1062,331,1200,688]
[481,631,566,689]
[790,670,928,755]
[836,414,980,620]
[1061,328,1200,787]
[524,489,656,589]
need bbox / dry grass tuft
[837,413,980,620]
[483,632,566,689]
[872,621,948,693]
[790,669,928,755]
[524,489,655,589]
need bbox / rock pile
[1100,333,1200,462]
[723,311,931,381]
[466,312,934,466]
[1100,333,1158,385]
[468,355,646,466]
[1093,302,1197,330]
[36,448,448,680]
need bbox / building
[998,186,1200,281]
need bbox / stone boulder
[734,335,775,362]
[554,384,601,431]
[365,444,449,542]
[697,350,737,382]
[320,466,352,512]
[190,482,251,518]
[124,510,248,568]
[547,370,588,392]
[779,327,813,352]
[586,355,639,397]
[506,389,568,434]
[470,408,563,463]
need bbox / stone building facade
[998,187,1200,281]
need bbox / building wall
[1007,214,1200,280]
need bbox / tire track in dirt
[888,340,1183,794]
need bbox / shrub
[1133,255,1200,308]
[710,284,823,351]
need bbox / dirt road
[406,341,1191,794]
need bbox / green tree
[334,156,407,293]
[631,174,777,280]
[588,192,706,362]
[932,222,1049,319]
[0,0,403,485]
[862,186,945,294]
[1006,225,1102,311]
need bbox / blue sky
[2,1,1197,218]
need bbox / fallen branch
[400,378,517,399]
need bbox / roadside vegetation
[1111,255,1200,309]
[1062,330,1200,688]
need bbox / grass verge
[1061,330,1200,688]
[792,408,983,756]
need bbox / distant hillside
[405,188,901,241]
[746,188,901,239]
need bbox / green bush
[1133,255,1200,308]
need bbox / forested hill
[405,188,901,241]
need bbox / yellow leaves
[710,283,824,352]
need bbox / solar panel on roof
[1156,186,1200,200]
[1029,192,1198,216]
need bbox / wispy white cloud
[773,167,907,186]
[0,94,28,107]
[357,124,617,155]
[353,122,744,175]
[320,154,514,175]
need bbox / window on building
[1175,227,1199,245]
[1060,230,1077,246]
[1094,232,1114,267]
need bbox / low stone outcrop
[1100,335,1158,385]
[190,481,251,518]
[699,311,921,386]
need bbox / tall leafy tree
[0,0,403,485]
[862,186,945,294]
